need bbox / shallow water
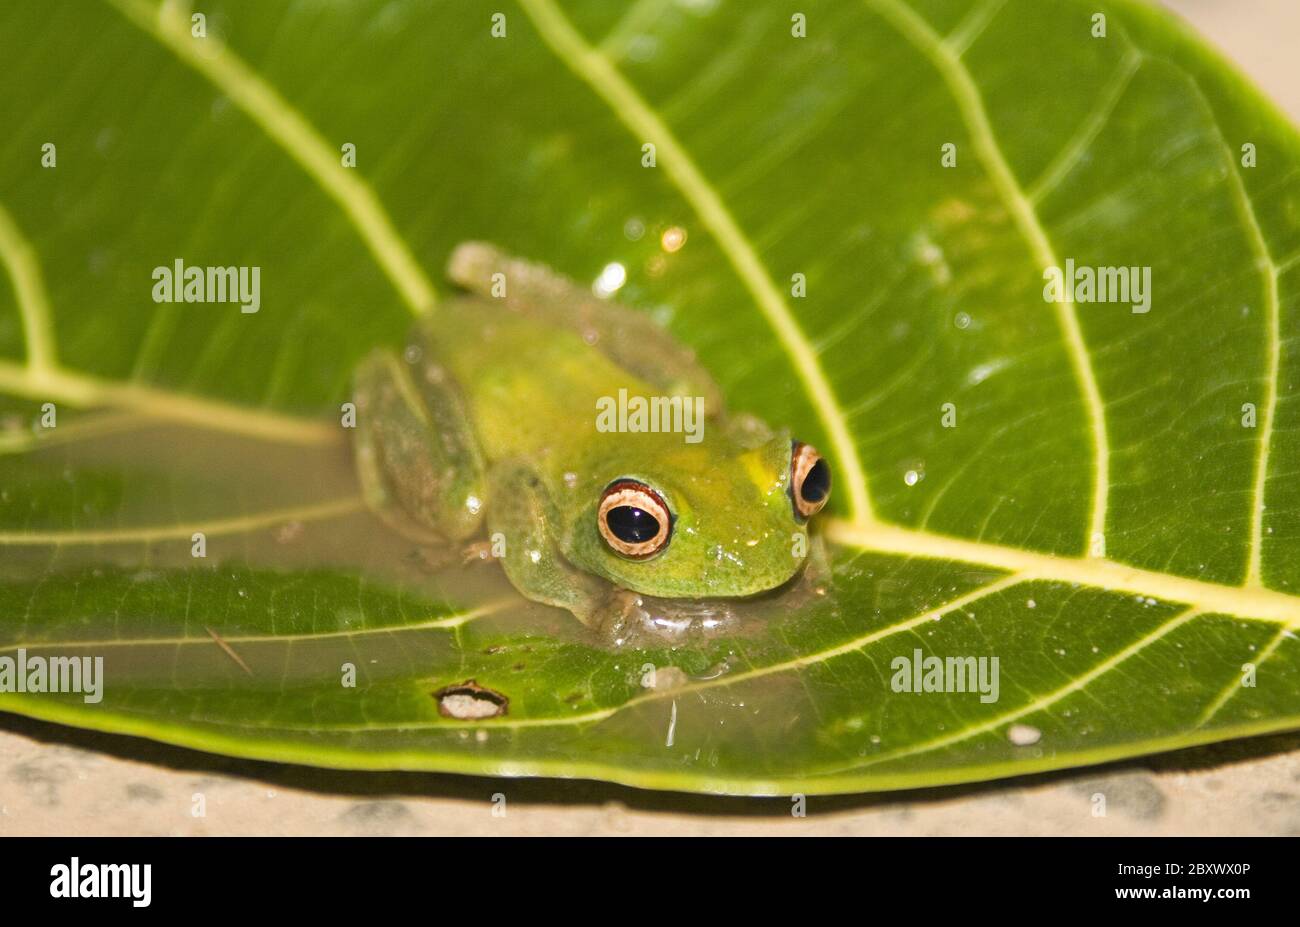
[1,414,835,658]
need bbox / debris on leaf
[1007,724,1042,746]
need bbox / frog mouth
[599,567,826,646]
[658,550,816,600]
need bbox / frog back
[422,299,656,472]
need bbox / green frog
[352,243,831,630]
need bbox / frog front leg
[353,346,486,543]
[486,460,611,625]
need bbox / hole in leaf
[433,680,509,719]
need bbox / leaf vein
[0,496,365,546]
[1195,624,1291,728]
[103,0,435,316]
[1026,49,1143,203]
[865,0,1110,553]
[821,606,1203,775]
[1176,77,1283,588]
[0,199,57,373]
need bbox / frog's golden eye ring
[598,480,672,559]
[790,441,831,521]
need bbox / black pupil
[800,458,831,504]
[608,505,660,544]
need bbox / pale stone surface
[1163,0,1300,122]
[1,718,1297,836]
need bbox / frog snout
[696,537,805,596]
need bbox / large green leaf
[1,0,1298,795]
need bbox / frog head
[562,429,831,598]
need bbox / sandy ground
[1164,0,1300,122]
[3,716,1299,836]
[3,0,1298,837]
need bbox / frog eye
[790,441,831,520]
[598,480,672,559]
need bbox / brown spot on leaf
[433,680,508,719]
